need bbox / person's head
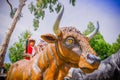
[27,35,31,39]
[29,39,35,46]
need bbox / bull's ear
[41,34,57,43]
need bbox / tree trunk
[0,0,26,74]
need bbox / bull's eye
[65,37,75,46]
[67,39,73,44]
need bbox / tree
[29,0,76,30]
[109,35,120,55]
[83,22,111,59]
[4,63,11,73]
[0,0,26,73]
[83,21,95,35]
[9,31,31,63]
[9,42,24,63]
[83,22,120,60]
[6,0,23,19]
[89,32,112,60]
[90,33,120,60]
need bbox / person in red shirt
[24,39,36,60]
[25,35,30,53]
[37,39,47,53]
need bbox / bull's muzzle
[86,53,101,64]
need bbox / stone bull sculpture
[7,6,100,80]
[65,50,120,80]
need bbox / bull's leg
[57,64,71,80]
[43,62,57,80]
[31,71,43,80]
[6,63,16,80]
[31,73,42,80]
[30,62,43,80]
[7,64,22,80]
[57,69,67,80]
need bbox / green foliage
[33,18,39,31]
[9,31,31,63]
[90,32,112,60]
[84,22,120,60]
[4,63,11,71]
[83,21,95,36]
[28,0,76,31]
[110,35,120,55]
[70,0,76,6]
[9,42,24,63]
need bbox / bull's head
[41,6,100,73]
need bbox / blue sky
[0,0,120,63]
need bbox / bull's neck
[49,43,65,66]
[37,43,72,71]
[37,43,71,79]
[54,42,78,67]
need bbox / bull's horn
[87,21,99,39]
[53,5,64,36]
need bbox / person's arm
[32,46,38,56]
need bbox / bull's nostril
[87,54,95,60]
[86,54,95,64]
[86,53,101,64]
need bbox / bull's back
[7,59,29,80]
[7,45,52,80]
